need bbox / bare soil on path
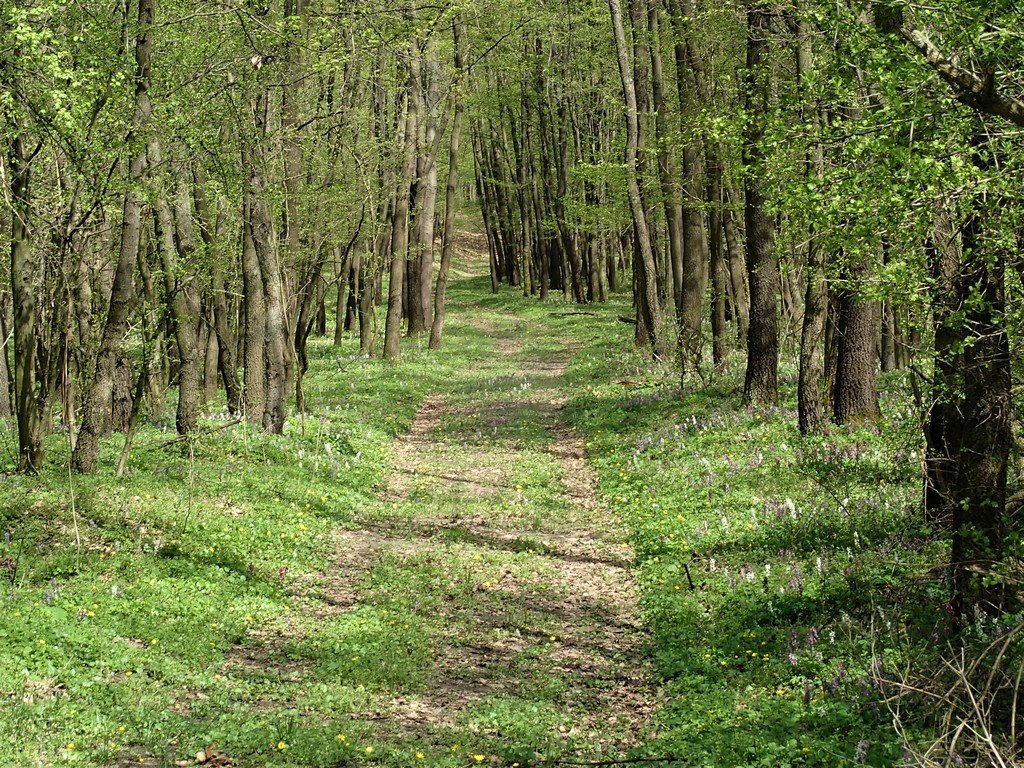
[322,310,661,761]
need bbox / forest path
[327,301,660,762]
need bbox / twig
[149,419,242,450]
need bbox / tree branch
[893,20,1024,127]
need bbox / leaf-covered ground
[0,239,942,767]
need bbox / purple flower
[856,740,870,762]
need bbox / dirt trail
[326,312,660,759]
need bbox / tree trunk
[240,202,266,425]
[796,16,829,435]
[648,0,686,353]
[193,176,242,414]
[152,145,202,435]
[707,150,728,373]
[73,0,154,472]
[742,3,779,405]
[384,89,418,360]
[832,257,880,426]
[9,132,45,471]
[429,19,465,350]
[608,0,663,356]
[723,185,750,345]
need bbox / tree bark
[384,89,418,360]
[73,0,154,472]
[8,132,45,471]
[796,15,829,435]
[429,19,465,350]
[609,0,663,356]
[742,3,779,405]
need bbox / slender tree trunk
[722,185,750,345]
[240,203,266,425]
[194,177,241,413]
[707,150,728,373]
[73,0,154,472]
[609,0,663,356]
[648,0,686,349]
[429,20,465,350]
[384,90,417,360]
[152,145,201,435]
[796,17,829,435]
[9,132,45,471]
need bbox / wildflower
[336,734,346,742]
[365,746,374,754]
[416,752,424,760]
[276,741,287,751]
[474,756,485,763]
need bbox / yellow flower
[365,745,374,754]
[415,752,424,760]
[473,755,485,763]
[276,741,287,751]
[335,734,347,742]
[66,743,75,751]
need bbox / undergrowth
[1,269,1019,767]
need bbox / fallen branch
[551,310,598,317]
[617,316,637,325]
[541,757,683,766]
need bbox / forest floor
[0,231,935,767]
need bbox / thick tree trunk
[939,136,1011,620]
[832,259,881,426]
[832,307,879,420]
[742,4,779,405]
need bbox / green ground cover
[0,271,955,767]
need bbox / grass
[562,334,958,767]
[0,286,499,766]
[0,261,1005,767]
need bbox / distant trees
[1,0,1022,623]
[1,0,477,472]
